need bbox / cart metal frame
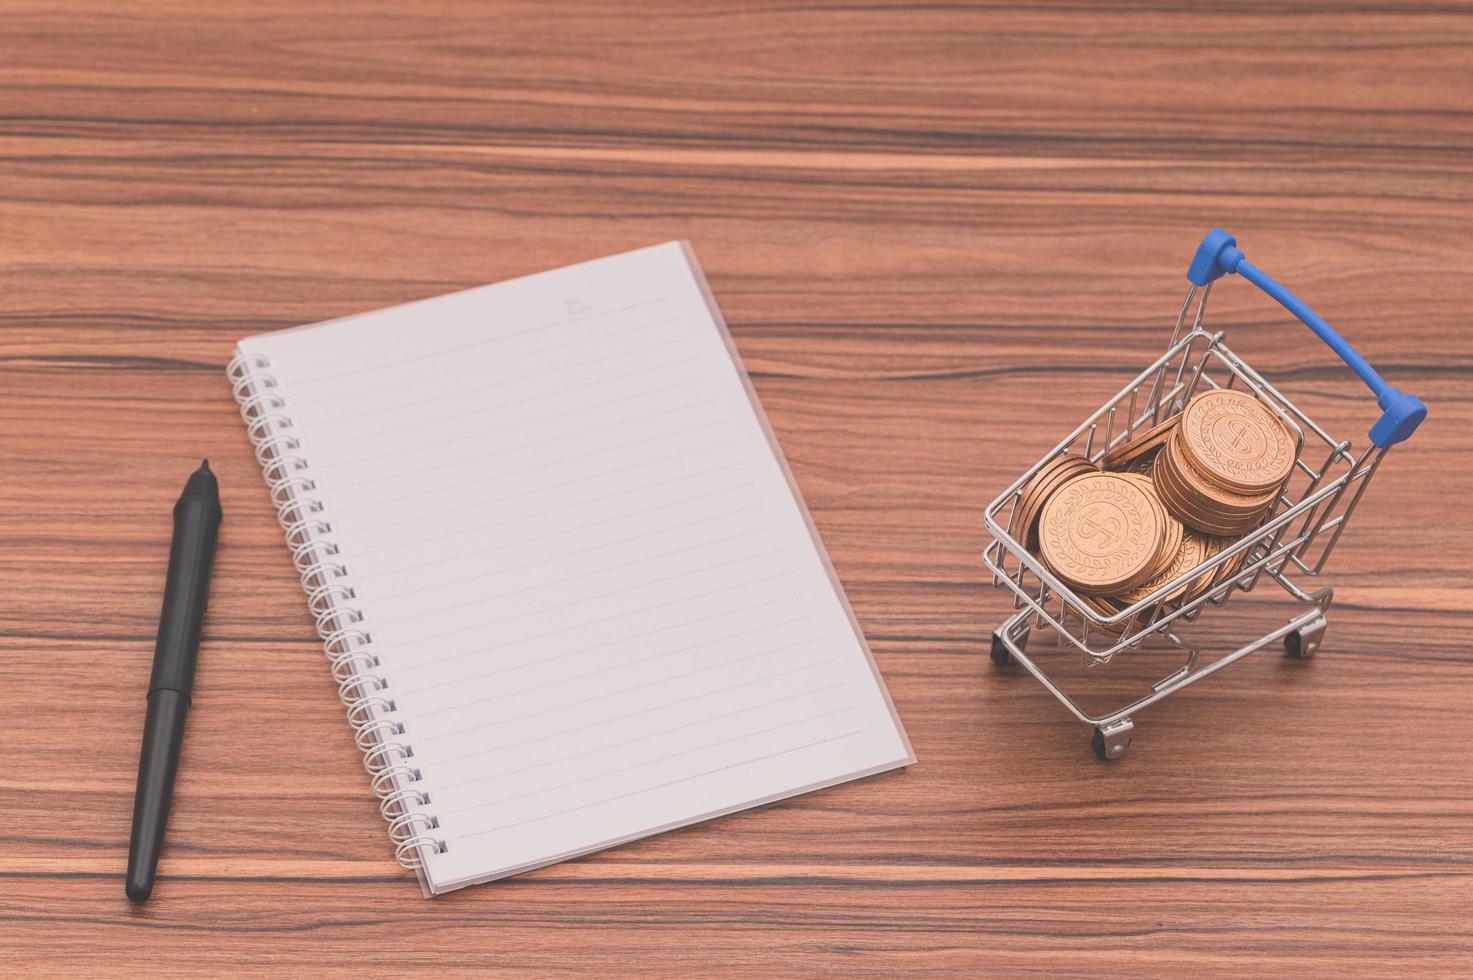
[980,230,1426,760]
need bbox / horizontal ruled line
[343,460,747,539]
[392,574,796,672]
[456,728,864,839]
[428,635,821,721]
[328,434,736,517]
[317,386,711,475]
[353,500,759,586]
[281,292,668,388]
[433,681,846,792]
[378,549,785,648]
[369,527,771,625]
[322,395,717,493]
[284,314,675,415]
[303,345,695,436]
[420,657,834,750]
[349,482,755,568]
[444,704,855,817]
[392,598,805,701]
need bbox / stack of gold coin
[1014,393,1293,629]
[1037,472,1175,597]
[1152,389,1294,536]
[1011,452,1098,551]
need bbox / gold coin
[1104,412,1181,471]
[1121,477,1168,592]
[1010,457,1065,545]
[1189,535,1251,600]
[1012,453,1096,552]
[1084,593,1163,636]
[1080,593,1135,635]
[1038,473,1163,595]
[1185,534,1225,600]
[1114,449,1160,476]
[1219,537,1253,579]
[1151,510,1184,582]
[1030,460,1100,550]
[1118,529,1212,606]
[1179,389,1296,495]
[1116,472,1183,586]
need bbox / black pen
[126,460,222,903]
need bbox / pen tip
[199,459,211,473]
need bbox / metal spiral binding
[227,350,446,871]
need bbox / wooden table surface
[5,1,1471,975]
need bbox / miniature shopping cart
[981,229,1426,761]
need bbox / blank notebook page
[235,242,913,896]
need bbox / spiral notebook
[227,242,913,896]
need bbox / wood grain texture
[3,0,1471,974]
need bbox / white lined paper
[235,242,912,896]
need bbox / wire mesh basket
[981,230,1426,761]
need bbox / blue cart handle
[1187,229,1426,448]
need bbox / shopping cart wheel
[1283,615,1328,659]
[1092,719,1134,761]
[989,631,1011,667]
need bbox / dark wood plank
[2,1,1471,974]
